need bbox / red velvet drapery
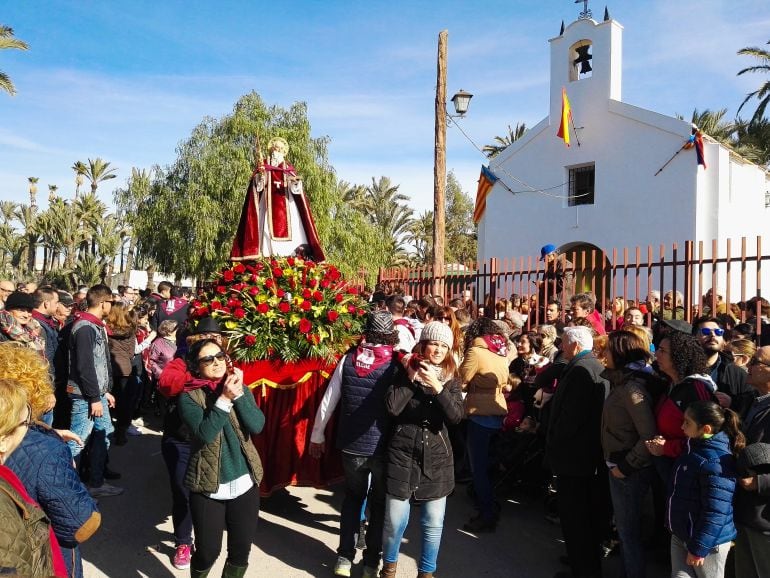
[239,359,344,497]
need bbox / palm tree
[15,203,39,274]
[734,118,770,167]
[0,26,29,96]
[361,177,414,257]
[93,214,123,282]
[483,123,527,159]
[0,201,16,224]
[406,210,434,265]
[47,184,58,203]
[84,158,117,195]
[27,177,39,207]
[690,109,735,143]
[74,191,106,256]
[737,40,770,126]
[113,167,152,284]
[48,200,85,270]
[72,161,87,199]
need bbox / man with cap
[0,290,46,354]
[55,291,76,327]
[310,311,402,578]
[156,316,225,570]
[537,244,574,311]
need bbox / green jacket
[0,475,57,577]
[180,387,265,494]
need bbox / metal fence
[377,236,769,334]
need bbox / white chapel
[477,9,770,275]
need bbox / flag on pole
[556,87,572,147]
[693,130,707,168]
[473,165,498,225]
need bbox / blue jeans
[467,419,499,521]
[383,495,447,573]
[338,453,385,568]
[67,396,113,487]
[609,467,654,578]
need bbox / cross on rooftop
[575,0,592,20]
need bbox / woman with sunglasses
[435,306,463,363]
[179,339,265,578]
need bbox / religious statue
[231,136,326,262]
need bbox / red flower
[320,279,331,289]
[313,291,324,302]
[309,279,318,289]
[265,279,274,288]
[257,303,269,314]
[302,288,312,299]
[233,263,245,274]
[308,333,320,345]
[216,285,227,295]
[348,305,356,313]
[196,306,210,317]
[270,259,278,268]
[248,287,259,296]
[227,298,241,308]
[356,308,366,316]
[276,289,285,298]
[287,257,295,266]
[232,283,244,292]
[250,274,258,282]
[327,311,339,323]
[299,318,312,334]
[300,300,312,311]
[278,301,291,313]
[233,308,246,319]
[210,300,222,310]
[222,270,235,282]
[288,278,296,289]
[221,306,232,315]
[244,335,256,346]
[335,294,344,303]
[192,300,202,308]
[254,262,264,272]
[347,286,359,295]
[272,268,283,278]
[328,268,341,281]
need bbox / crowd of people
[3,267,770,578]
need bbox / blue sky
[1,0,768,216]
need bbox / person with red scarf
[0,379,67,577]
[178,339,265,578]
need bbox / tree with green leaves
[483,123,527,159]
[444,171,476,263]
[83,158,117,195]
[737,40,770,126]
[72,161,87,199]
[132,92,338,280]
[114,167,153,285]
[0,26,28,96]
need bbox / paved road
[81,422,664,578]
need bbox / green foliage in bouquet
[191,257,369,363]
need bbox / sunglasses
[699,328,725,337]
[198,351,227,367]
[749,358,770,369]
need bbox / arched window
[569,40,593,81]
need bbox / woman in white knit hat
[380,321,464,578]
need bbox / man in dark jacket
[152,285,189,332]
[537,244,574,310]
[693,316,754,415]
[32,287,60,367]
[546,326,609,578]
[734,345,770,577]
[309,311,401,578]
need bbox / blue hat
[540,244,557,260]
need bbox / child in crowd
[667,400,743,578]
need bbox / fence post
[489,257,499,312]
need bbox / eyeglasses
[749,358,770,369]
[699,328,725,337]
[14,404,32,430]
[0,288,12,294]
[198,351,226,367]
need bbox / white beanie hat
[420,321,454,349]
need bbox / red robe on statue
[230,161,326,262]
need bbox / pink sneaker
[172,544,192,570]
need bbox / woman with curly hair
[459,317,509,532]
[646,331,718,486]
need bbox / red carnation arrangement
[192,256,369,362]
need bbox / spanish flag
[556,87,572,147]
[473,165,498,225]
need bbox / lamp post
[433,29,473,297]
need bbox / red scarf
[183,377,222,393]
[0,465,67,576]
[353,343,394,377]
[482,334,509,357]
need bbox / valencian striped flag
[556,87,572,147]
[473,165,498,224]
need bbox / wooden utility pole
[433,30,448,297]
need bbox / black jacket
[712,351,754,416]
[384,374,463,500]
[546,352,608,477]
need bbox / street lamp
[450,90,473,117]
